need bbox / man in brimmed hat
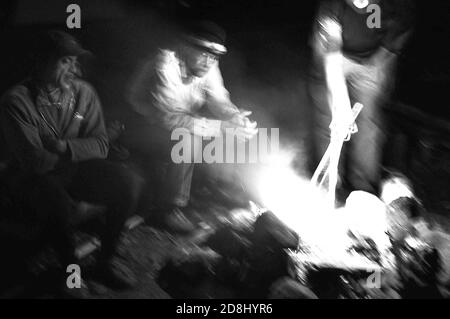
[0,30,140,295]
[123,20,257,232]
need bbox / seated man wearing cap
[123,21,257,232]
[0,30,140,293]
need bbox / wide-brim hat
[35,30,93,62]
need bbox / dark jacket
[0,78,109,175]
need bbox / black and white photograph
[0,0,449,302]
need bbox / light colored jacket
[127,49,239,137]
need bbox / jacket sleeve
[204,63,240,120]
[128,52,222,137]
[0,95,60,174]
[66,85,109,162]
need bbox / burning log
[206,227,251,261]
[235,211,300,298]
[156,247,222,298]
[252,211,299,250]
[205,227,251,288]
[243,243,291,298]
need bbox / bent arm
[0,98,60,174]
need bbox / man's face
[50,55,80,90]
[184,45,219,78]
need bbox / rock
[214,258,248,288]
[243,245,291,298]
[393,235,442,298]
[345,191,390,249]
[268,277,318,299]
[205,226,253,289]
[228,208,258,232]
[386,197,417,242]
[252,211,299,250]
[156,247,221,290]
[418,230,450,292]
[206,226,252,260]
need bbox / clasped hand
[42,135,68,155]
[221,110,258,142]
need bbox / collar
[175,52,199,84]
[34,83,75,111]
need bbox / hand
[329,107,357,139]
[42,135,68,155]
[221,117,258,142]
[229,110,252,126]
[107,120,125,142]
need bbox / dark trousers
[120,117,202,208]
[3,159,140,266]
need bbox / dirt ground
[83,193,450,299]
[59,173,450,299]
[1,173,449,299]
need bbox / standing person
[122,20,257,232]
[0,30,140,293]
[308,0,415,197]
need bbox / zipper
[38,110,60,138]
[36,90,76,139]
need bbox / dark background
[1,1,449,299]
[0,0,449,192]
[1,0,449,118]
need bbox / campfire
[156,148,447,299]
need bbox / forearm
[1,107,61,174]
[206,98,240,120]
[159,111,222,138]
[8,135,61,174]
[66,135,109,162]
[324,52,351,115]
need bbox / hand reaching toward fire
[329,107,358,140]
[221,110,258,142]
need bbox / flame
[256,151,391,256]
[257,152,348,250]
